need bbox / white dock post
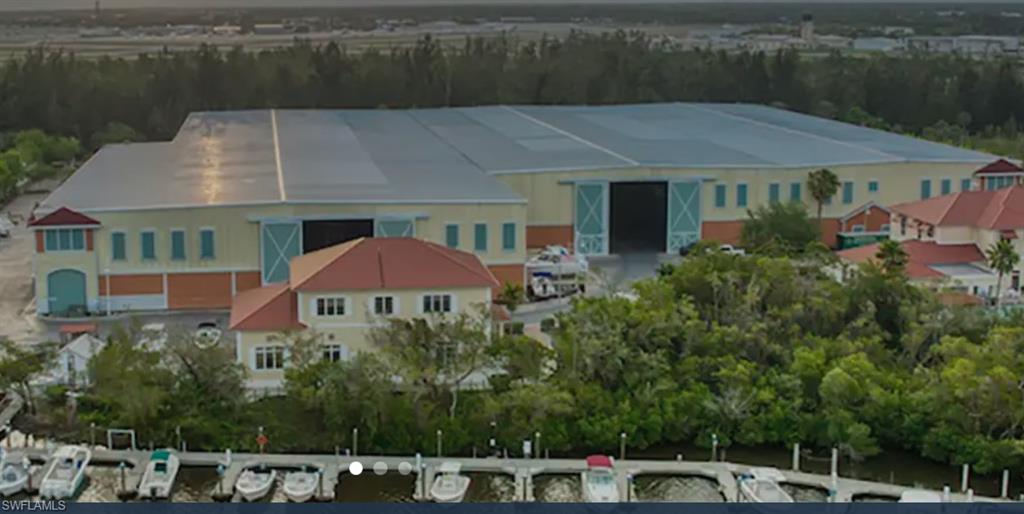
[436,429,443,457]
[942,485,951,502]
[619,432,626,460]
[225,448,232,466]
[830,447,838,483]
[352,428,358,457]
[534,432,541,459]
[966,488,974,502]
[961,464,969,492]
[1002,469,1010,498]
[792,443,800,471]
[710,434,718,462]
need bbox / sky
[2,0,1022,10]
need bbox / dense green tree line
[3,32,1024,156]
[11,242,1024,474]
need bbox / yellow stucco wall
[495,162,982,226]
[237,286,492,387]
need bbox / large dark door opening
[303,220,374,253]
[610,182,667,253]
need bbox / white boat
[0,450,30,497]
[429,462,470,503]
[137,450,179,500]
[527,246,588,278]
[737,467,794,503]
[581,455,619,503]
[283,465,320,503]
[38,445,91,500]
[235,464,276,502]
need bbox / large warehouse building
[30,103,996,316]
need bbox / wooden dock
[4,445,1004,503]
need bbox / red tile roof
[890,186,1024,230]
[974,159,1023,175]
[836,240,986,279]
[290,237,499,292]
[229,282,304,331]
[230,237,500,332]
[28,207,100,227]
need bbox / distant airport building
[31,104,996,317]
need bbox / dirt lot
[0,190,48,344]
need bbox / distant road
[2,0,1009,12]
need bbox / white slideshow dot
[373,461,388,475]
[398,462,413,475]
[349,461,363,476]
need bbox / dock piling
[942,485,951,502]
[352,428,359,457]
[830,447,838,483]
[792,443,800,471]
[1002,469,1010,498]
[619,432,626,460]
[967,488,974,502]
[961,464,970,492]
[436,429,443,457]
[710,434,718,462]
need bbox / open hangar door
[609,181,667,254]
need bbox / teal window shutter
[714,184,727,208]
[502,222,516,251]
[111,232,126,261]
[44,230,58,251]
[941,178,952,195]
[842,181,854,204]
[445,224,459,248]
[141,231,156,260]
[920,179,932,199]
[768,183,780,203]
[790,182,802,201]
[171,230,186,260]
[736,184,748,208]
[868,181,879,193]
[200,229,215,259]
[961,178,971,191]
[474,223,488,252]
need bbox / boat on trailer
[137,450,179,500]
[737,467,794,503]
[429,462,470,503]
[38,445,91,500]
[581,455,619,503]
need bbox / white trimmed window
[422,294,453,314]
[254,346,285,370]
[315,297,347,317]
[322,344,350,363]
[373,296,395,316]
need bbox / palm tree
[987,238,1020,306]
[875,239,908,275]
[808,168,841,226]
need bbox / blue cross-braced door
[574,182,608,256]
[667,180,702,253]
[375,219,415,237]
[261,222,301,284]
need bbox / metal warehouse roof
[43,103,996,212]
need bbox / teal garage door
[47,269,87,317]
[667,180,702,253]
[574,182,608,255]
[261,222,301,284]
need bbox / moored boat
[429,462,470,503]
[38,445,91,500]
[0,450,30,497]
[283,465,320,503]
[581,455,619,503]
[137,450,179,500]
[235,464,276,502]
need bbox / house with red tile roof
[229,237,501,390]
[837,185,1024,299]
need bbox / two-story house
[837,184,1024,300]
[228,237,501,390]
